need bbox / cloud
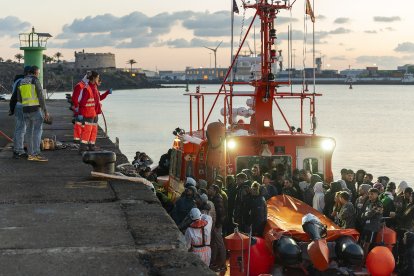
[317,15,327,21]
[385,27,395,32]
[161,38,227,48]
[365,30,377,34]
[394,42,414,53]
[0,16,30,37]
[334,17,349,24]
[373,16,401,22]
[329,27,351,35]
[53,10,253,49]
[346,48,355,51]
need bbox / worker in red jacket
[89,76,111,150]
[71,72,90,143]
[77,71,99,153]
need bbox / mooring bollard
[82,151,116,174]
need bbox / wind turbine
[204,41,223,70]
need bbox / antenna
[203,41,223,70]
[246,41,254,56]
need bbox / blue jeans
[24,110,44,156]
[13,104,26,154]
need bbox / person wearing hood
[395,181,410,215]
[323,181,343,220]
[171,186,197,225]
[313,182,325,213]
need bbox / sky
[1,0,414,71]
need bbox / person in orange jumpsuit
[71,72,90,144]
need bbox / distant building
[339,69,366,77]
[74,50,116,70]
[185,67,227,81]
[142,70,158,78]
[159,70,186,81]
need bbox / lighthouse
[19,27,52,86]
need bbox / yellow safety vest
[19,82,39,107]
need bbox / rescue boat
[164,0,396,274]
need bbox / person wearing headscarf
[303,174,322,206]
[313,182,325,213]
[397,181,409,196]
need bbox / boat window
[303,158,318,174]
[236,155,292,179]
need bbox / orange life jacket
[79,85,96,118]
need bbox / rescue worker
[77,71,99,153]
[17,66,50,161]
[185,208,213,266]
[71,72,90,144]
[90,75,111,150]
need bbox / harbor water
[52,84,414,185]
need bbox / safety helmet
[189,208,201,221]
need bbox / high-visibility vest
[19,80,39,107]
[79,85,96,118]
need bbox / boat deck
[0,99,214,275]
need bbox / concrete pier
[0,99,214,275]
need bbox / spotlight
[227,139,236,150]
[321,138,336,151]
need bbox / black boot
[79,143,88,154]
[88,144,96,151]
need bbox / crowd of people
[159,165,413,274]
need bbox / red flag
[233,0,239,14]
[306,0,315,23]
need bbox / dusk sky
[1,0,413,71]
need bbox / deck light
[264,120,271,128]
[321,138,335,151]
[227,139,236,150]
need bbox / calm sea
[52,84,414,185]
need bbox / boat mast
[243,0,291,135]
